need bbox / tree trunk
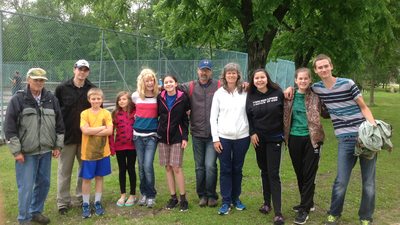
[369,46,380,106]
[238,0,290,75]
[369,74,374,106]
[294,46,315,69]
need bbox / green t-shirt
[289,90,309,136]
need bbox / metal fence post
[158,40,161,77]
[0,11,3,141]
[99,29,104,88]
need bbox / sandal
[117,197,127,207]
[125,198,137,206]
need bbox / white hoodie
[210,87,249,142]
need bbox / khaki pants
[57,144,83,208]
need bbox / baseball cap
[74,59,90,70]
[27,68,48,80]
[198,59,212,70]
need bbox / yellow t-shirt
[80,108,113,161]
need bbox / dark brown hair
[248,69,281,94]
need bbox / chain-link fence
[0,10,295,142]
[266,59,295,90]
[0,10,250,141]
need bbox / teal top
[290,90,309,136]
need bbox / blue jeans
[218,137,250,205]
[15,152,52,223]
[133,135,157,198]
[192,136,218,200]
[328,135,376,221]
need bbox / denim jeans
[15,152,52,223]
[328,135,376,221]
[218,136,250,205]
[133,135,157,198]
[192,136,218,200]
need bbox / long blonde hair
[137,69,158,100]
[111,91,135,121]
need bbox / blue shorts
[79,156,111,179]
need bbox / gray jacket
[5,85,65,157]
[180,78,220,138]
[355,120,393,159]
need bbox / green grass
[1,91,399,224]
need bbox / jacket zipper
[160,97,182,144]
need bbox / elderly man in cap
[178,59,221,207]
[55,59,98,214]
[5,68,65,224]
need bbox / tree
[154,0,398,75]
[360,0,400,106]
[154,0,293,74]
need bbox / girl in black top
[157,74,190,212]
[246,69,285,225]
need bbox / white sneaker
[146,198,156,208]
[138,195,147,206]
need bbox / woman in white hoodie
[210,62,250,215]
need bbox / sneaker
[93,201,104,215]
[360,219,372,225]
[58,206,68,215]
[294,210,309,224]
[179,200,188,212]
[218,204,231,215]
[233,199,246,210]
[199,197,208,207]
[138,195,147,206]
[259,205,271,214]
[326,215,340,225]
[81,203,91,219]
[208,198,218,207]
[146,198,156,208]
[292,205,315,212]
[31,214,50,224]
[166,198,179,210]
[274,216,285,225]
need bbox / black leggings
[116,150,137,195]
[255,135,283,213]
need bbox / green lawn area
[0,91,399,225]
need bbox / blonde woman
[131,69,159,208]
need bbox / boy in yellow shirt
[79,88,113,218]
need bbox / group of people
[4,55,378,225]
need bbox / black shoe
[294,210,309,224]
[179,200,188,212]
[58,206,68,215]
[31,215,50,224]
[166,198,179,210]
